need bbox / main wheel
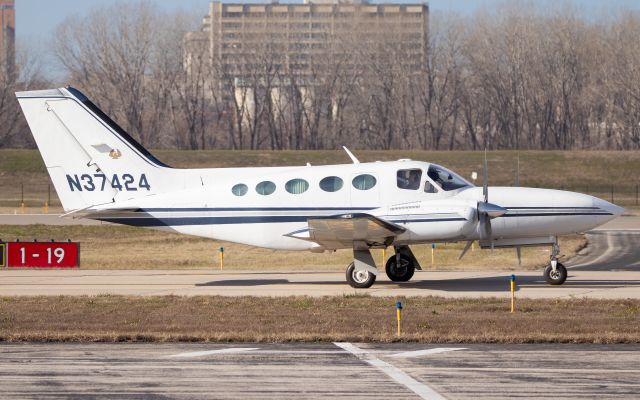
[385,253,415,282]
[346,262,376,289]
[544,262,567,285]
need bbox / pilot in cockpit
[397,169,421,190]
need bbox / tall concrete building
[185,0,429,91]
[0,0,15,78]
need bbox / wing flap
[286,213,405,249]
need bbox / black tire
[345,262,376,289]
[544,263,567,285]
[385,254,415,282]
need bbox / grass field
[1,149,639,208]
[0,224,585,271]
[0,295,637,343]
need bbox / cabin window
[427,164,471,191]
[319,176,343,192]
[256,181,276,195]
[397,169,422,190]
[352,174,377,190]
[231,183,248,196]
[285,178,309,194]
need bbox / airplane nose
[592,197,625,217]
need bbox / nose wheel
[544,242,567,285]
[544,262,567,285]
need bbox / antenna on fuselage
[342,146,360,164]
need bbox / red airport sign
[4,242,79,268]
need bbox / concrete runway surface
[1,269,640,298]
[1,342,638,399]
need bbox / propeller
[477,150,506,249]
[514,153,522,264]
[459,150,507,260]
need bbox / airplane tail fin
[16,87,176,212]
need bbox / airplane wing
[285,213,406,250]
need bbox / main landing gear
[543,242,567,285]
[385,253,416,282]
[345,246,420,289]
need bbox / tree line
[2,2,640,150]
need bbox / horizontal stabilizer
[61,206,141,219]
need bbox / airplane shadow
[383,275,640,292]
[196,279,290,287]
[195,275,640,292]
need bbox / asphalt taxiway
[1,343,638,399]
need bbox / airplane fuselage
[91,160,622,251]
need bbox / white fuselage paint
[92,160,623,251]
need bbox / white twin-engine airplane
[17,87,624,288]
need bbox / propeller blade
[479,212,493,249]
[516,246,522,266]
[458,240,474,260]
[483,149,488,203]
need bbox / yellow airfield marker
[431,243,435,267]
[396,301,403,336]
[510,274,516,313]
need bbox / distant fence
[0,183,60,210]
[0,181,638,211]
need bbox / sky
[13,0,640,80]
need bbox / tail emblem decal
[109,149,122,159]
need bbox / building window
[232,183,248,196]
[319,176,343,192]
[285,178,309,194]
[352,174,377,190]
[256,181,276,195]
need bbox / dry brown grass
[0,295,638,343]
[0,225,586,271]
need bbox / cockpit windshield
[427,164,472,191]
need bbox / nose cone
[593,197,625,218]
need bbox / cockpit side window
[397,169,422,190]
[424,181,438,193]
[427,165,471,191]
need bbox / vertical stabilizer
[16,87,176,211]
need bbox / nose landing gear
[544,242,567,285]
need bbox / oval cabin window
[231,183,248,196]
[352,174,377,190]
[256,181,276,195]
[285,178,309,194]
[319,176,343,192]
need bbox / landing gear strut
[544,242,567,285]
